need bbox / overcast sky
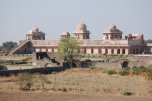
[0,0,152,44]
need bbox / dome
[109,25,116,31]
[61,31,70,36]
[76,23,87,31]
[103,25,122,34]
[32,27,39,33]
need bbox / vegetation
[119,69,129,76]
[146,39,152,43]
[0,68,152,96]
[1,41,17,55]
[17,73,33,90]
[131,65,146,75]
[38,74,52,90]
[80,54,133,60]
[144,69,152,80]
[58,38,80,67]
[107,69,117,75]
[123,91,133,96]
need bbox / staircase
[7,40,31,56]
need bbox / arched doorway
[111,49,114,54]
[122,49,125,54]
[117,49,120,54]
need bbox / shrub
[131,65,146,75]
[107,69,117,75]
[123,91,133,96]
[38,74,52,90]
[119,69,129,76]
[144,69,152,80]
[17,73,33,90]
[61,87,67,92]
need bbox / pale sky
[0,0,152,44]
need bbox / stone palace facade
[8,23,152,55]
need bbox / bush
[17,73,33,90]
[38,74,52,90]
[123,91,133,96]
[107,69,117,75]
[119,69,129,76]
[144,69,152,80]
[131,65,146,75]
[61,87,67,92]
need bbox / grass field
[0,68,152,96]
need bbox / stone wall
[84,55,152,68]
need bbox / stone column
[108,48,112,55]
[125,49,128,54]
[54,48,58,52]
[86,48,92,54]
[93,48,98,54]
[120,49,123,54]
[48,49,52,52]
[41,48,46,52]
[114,49,117,54]
[101,48,105,54]
[35,48,40,52]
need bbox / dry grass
[0,68,152,96]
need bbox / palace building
[8,23,152,55]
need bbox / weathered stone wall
[87,55,152,68]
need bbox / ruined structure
[8,23,152,55]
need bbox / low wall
[94,61,145,68]
[0,66,65,76]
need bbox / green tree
[2,41,17,55]
[146,39,152,43]
[58,38,80,67]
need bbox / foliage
[58,38,80,67]
[131,65,146,75]
[107,69,117,75]
[2,41,17,54]
[119,69,129,76]
[80,54,132,60]
[38,74,52,90]
[146,39,152,43]
[17,73,33,90]
[123,91,133,96]
[144,69,152,80]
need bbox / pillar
[114,49,117,54]
[125,49,128,54]
[108,48,112,55]
[101,48,105,54]
[93,48,98,54]
[86,48,92,54]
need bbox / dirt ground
[0,68,152,101]
[0,92,152,101]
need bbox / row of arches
[81,48,127,55]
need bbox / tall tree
[58,38,80,67]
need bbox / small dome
[76,23,87,30]
[109,25,116,31]
[103,25,122,34]
[61,31,70,36]
[32,27,39,33]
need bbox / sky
[0,0,152,44]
